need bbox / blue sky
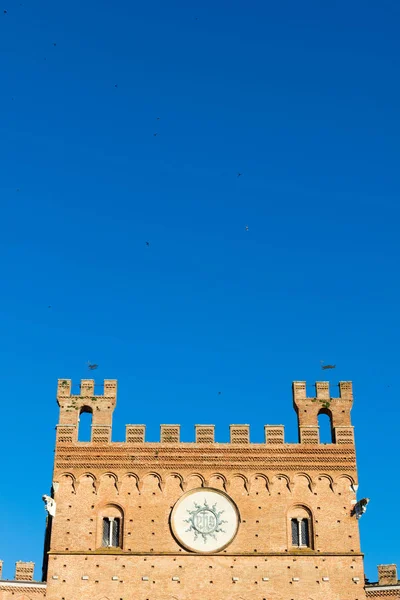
[1,0,399,582]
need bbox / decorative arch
[228,474,249,495]
[292,473,313,493]
[183,473,205,490]
[249,473,269,494]
[96,500,125,514]
[97,503,124,549]
[336,474,355,486]
[316,473,334,493]
[121,473,140,494]
[77,472,97,494]
[271,473,291,493]
[208,473,227,490]
[164,473,184,493]
[287,503,314,550]
[335,474,356,495]
[99,472,119,494]
[57,472,77,494]
[139,472,162,493]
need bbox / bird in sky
[321,361,336,370]
[245,225,249,231]
[153,133,158,136]
[237,172,242,177]
[48,305,52,309]
[156,117,160,120]
[114,84,118,88]
[87,362,98,371]
[53,42,56,46]
[3,9,7,13]
[218,391,222,395]
[145,241,150,246]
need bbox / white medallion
[171,488,240,553]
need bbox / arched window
[288,506,313,549]
[318,410,333,444]
[291,517,310,547]
[78,407,92,442]
[102,517,121,547]
[97,504,123,549]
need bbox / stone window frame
[287,504,314,550]
[97,504,124,549]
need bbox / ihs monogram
[184,499,227,543]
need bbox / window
[97,504,124,550]
[291,518,310,547]
[288,505,313,549]
[78,407,93,442]
[102,517,121,547]
[318,410,333,443]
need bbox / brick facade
[365,565,400,599]
[0,378,388,600]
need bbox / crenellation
[293,380,354,439]
[80,379,95,396]
[339,380,353,399]
[377,564,398,586]
[334,426,355,445]
[195,424,215,444]
[160,424,180,443]
[292,380,307,400]
[300,426,320,444]
[14,561,34,581]
[316,381,330,399]
[57,378,72,398]
[230,424,250,444]
[56,424,76,444]
[1,377,377,600]
[104,379,117,398]
[55,381,355,447]
[264,425,284,444]
[91,425,111,444]
[126,425,146,443]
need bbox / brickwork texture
[0,379,372,600]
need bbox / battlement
[55,380,354,446]
[292,381,354,444]
[0,560,39,582]
[293,381,353,403]
[56,379,117,443]
[57,378,117,402]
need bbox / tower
[34,378,367,600]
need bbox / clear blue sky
[1,0,399,582]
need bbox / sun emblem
[184,498,228,543]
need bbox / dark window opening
[291,518,310,547]
[102,517,121,547]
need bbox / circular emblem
[170,488,240,553]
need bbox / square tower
[38,379,367,600]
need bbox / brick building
[365,565,400,599]
[0,378,396,599]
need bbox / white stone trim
[0,580,47,588]
[366,584,400,591]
